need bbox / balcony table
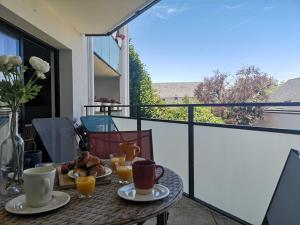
[0,163,183,225]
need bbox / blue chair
[80,115,118,133]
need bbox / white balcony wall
[141,121,189,193]
[0,0,89,119]
[113,118,137,131]
[194,125,300,225]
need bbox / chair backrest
[263,149,300,225]
[80,115,118,133]
[32,117,79,163]
[88,130,153,160]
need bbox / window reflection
[0,30,20,80]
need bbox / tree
[194,66,278,125]
[129,42,223,123]
[194,70,228,103]
[164,96,224,123]
[129,41,164,118]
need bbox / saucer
[5,191,70,215]
[118,183,170,202]
[68,167,112,179]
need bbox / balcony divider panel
[194,125,300,225]
[141,120,189,194]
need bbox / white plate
[68,167,112,179]
[118,184,170,202]
[5,191,70,215]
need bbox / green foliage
[129,41,164,118]
[129,43,223,123]
[163,97,224,123]
[0,63,43,112]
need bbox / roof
[152,82,199,98]
[269,78,300,102]
[266,77,300,112]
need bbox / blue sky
[129,0,300,83]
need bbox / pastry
[89,164,105,177]
[86,155,101,168]
[77,151,90,168]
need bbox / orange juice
[119,155,126,166]
[110,154,126,172]
[117,166,132,183]
[110,157,120,172]
[76,176,96,196]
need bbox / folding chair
[32,117,80,163]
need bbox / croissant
[77,151,90,168]
[86,155,101,168]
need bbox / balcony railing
[84,102,300,225]
[93,36,120,72]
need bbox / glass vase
[0,111,24,195]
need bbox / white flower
[0,55,9,65]
[36,71,46,79]
[29,56,50,73]
[8,56,22,66]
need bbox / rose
[0,55,9,65]
[29,56,50,74]
[8,56,22,66]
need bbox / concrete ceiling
[94,54,120,77]
[45,0,158,35]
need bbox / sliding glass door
[0,21,59,131]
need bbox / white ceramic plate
[118,183,170,202]
[68,167,112,179]
[5,191,70,215]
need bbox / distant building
[152,82,199,103]
[255,78,300,130]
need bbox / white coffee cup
[23,166,56,208]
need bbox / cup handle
[134,146,141,156]
[155,165,164,184]
[42,178,50,195]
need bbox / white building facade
[0,0,158,123]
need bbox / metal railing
[83,102,300,224]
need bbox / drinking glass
[110,153,126,172]
[76,176,96,198]
[116,164,132,184]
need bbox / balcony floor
[144,197,241,225]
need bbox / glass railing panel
[112,118,137,131]
[109,37,120,71]
[93,36,120,72]
[194,125,300,224]
[141,120,189,193]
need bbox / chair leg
[157,211,168,225]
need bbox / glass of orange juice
[110,153,126,172]
[116,165,133,184]
[76,176,96,198]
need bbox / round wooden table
[0,166,183,225]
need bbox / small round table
[0,167,183,225]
